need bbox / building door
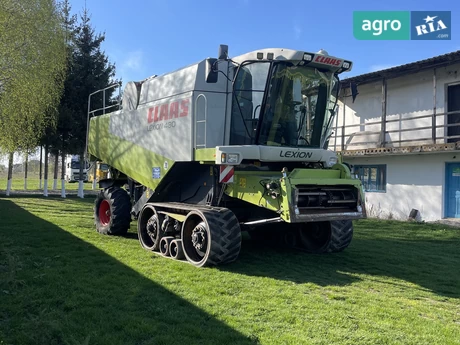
[447,84,460,143]
[445,163,460,218]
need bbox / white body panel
[110,93,194,161]
[110,59,231,159]
[216,146,337,166]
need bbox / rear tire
[94,187,131,235]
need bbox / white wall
[345,152,460,222]
[331,62,460,151]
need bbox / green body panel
[225,165,364,223]
[225,171,285,214]
[194,148,216,163]
[88,115,175,190]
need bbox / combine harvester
[86,45,366,267]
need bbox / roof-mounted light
[303,53,313,61]
[257,52,263,59]
[267,52,274,60]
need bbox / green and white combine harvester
[86,45,366,267]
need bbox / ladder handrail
[85,82,122,161]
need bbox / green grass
[0,174,95,192]
[1,196,459,345]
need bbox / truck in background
[65,155,89,183]
[88,161,109,183]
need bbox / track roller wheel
[181,208,241,267]
[298,220,353,253]
[94,186,131,235]
[170,239,185,260]
[159,236,175,256]
[138,204,164,251]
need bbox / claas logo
[314,55,342,66]
[147,99,190,123]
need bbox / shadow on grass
[223,220,460,298]
[0,199,258,345]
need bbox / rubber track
[95,187,131,235]
[326,219,353,253]
[199,208,242,266]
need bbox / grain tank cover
[122,81,142,111]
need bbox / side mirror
[218,44,228,60]
[351,83,359,103]
[205,58,218,83]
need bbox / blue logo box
[411,11,451,40]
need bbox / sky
[68,0,459,85]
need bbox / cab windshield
[229,61,339,148]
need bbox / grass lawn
[1,196,459,345]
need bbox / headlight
[303,53,313,61]
[326,156,338,167]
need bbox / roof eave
[340,51,460,88]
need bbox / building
[329,50,460,222]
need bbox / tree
[65,7,117,196]
[36,0,78,196]
[0,0,67,192]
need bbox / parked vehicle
[86,45,366,267]
[65,155,88,183]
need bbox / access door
[445,163,460,218]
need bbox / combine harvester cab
[86,45,366,267]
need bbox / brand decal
[280,151,313,159]
[147,98,190,131]
[314,55,342,66]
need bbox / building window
[353,165,387,192]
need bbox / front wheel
[94,187,132,235]
[298,220,353,253]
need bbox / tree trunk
[24,152,28,190]
[61,150,66,198]
[43,145,49,197]
[6,152,13,196]
[39,146,43,189]
[53,152,59,190]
